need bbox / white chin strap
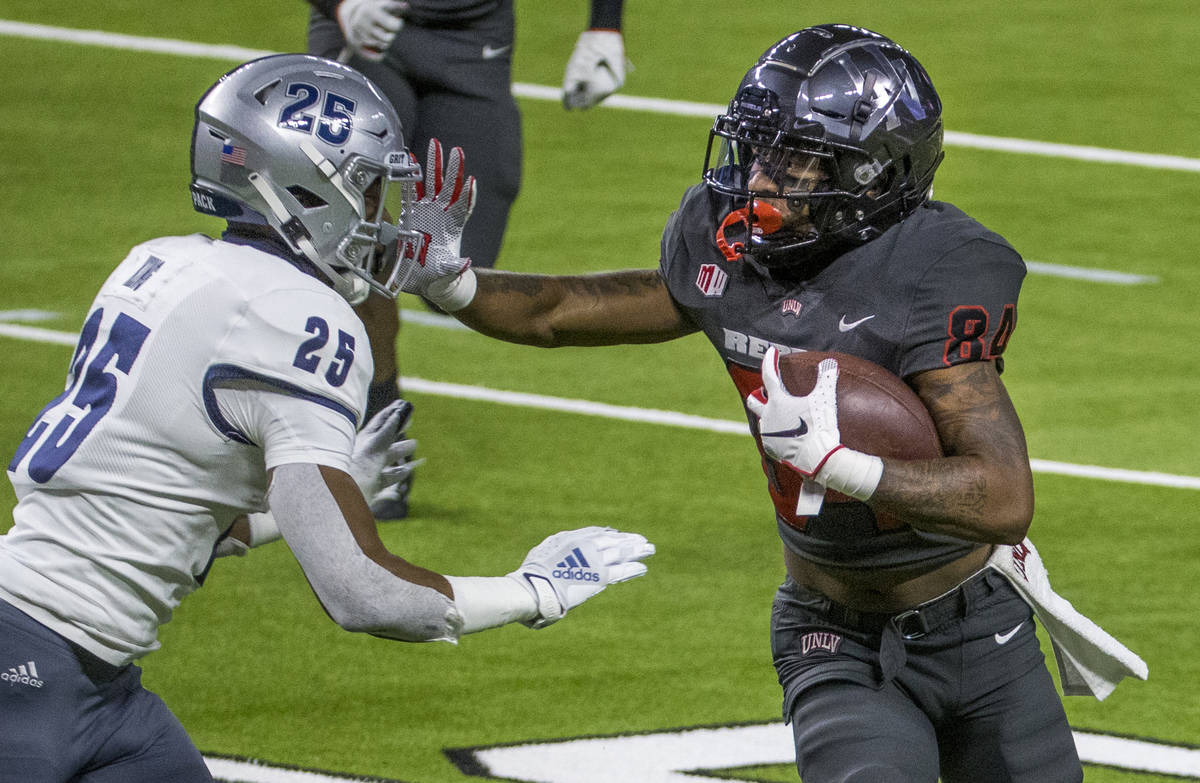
[299,141,362,209]
[246,171,369,304]
[339,274,371,305]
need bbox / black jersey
[659,184,1025,571]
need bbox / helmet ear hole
[252,80,281,106]
[285,185,327,209]
[851,159,885,188]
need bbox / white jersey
[0,234,372,666]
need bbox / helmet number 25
[278,82,355,146]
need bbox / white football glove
[336,0,405,61]
[395,139,478,311]
[507,526,655,628]
[745,347,883,501]
[562,30,628,110]
[746,348,842,478]
[349,399,423,507]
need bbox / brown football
[776,351,942,531]
[777,351,942,461]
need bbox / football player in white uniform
[0,54,653,783]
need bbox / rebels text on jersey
[659,185,1025,571]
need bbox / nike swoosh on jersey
[994,622,1024,645]
[482,44,512,59]
[838,314,876,332]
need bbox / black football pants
[771,569,1083,782]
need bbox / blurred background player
[304,0,630,519]
[0,54,652,783]
[391,24,1153,781]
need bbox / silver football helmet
[191,54,422,304]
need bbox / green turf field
[1,2,1197,780]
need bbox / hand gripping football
[775,351,942,530]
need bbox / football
[776,350,942,530]
[776,351,942,462]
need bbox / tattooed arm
[455,268,698,347]
[868,361,1035,544]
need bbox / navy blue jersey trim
[220,227,325,282]
[202,363,359,445]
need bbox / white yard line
[2,18,1200,176]
[1023,261,1158,285]
[1,320,1195,492]
[0,19,1168,286]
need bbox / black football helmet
[704,24,944,272]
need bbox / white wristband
[425,268,477,312]
[445,575,538,634]
[214,536,249,558]
[816,447,883,501]
[246,510,282,547]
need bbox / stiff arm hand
[336,0,405,61]
[395,139,478,311]
[746,346,882,501]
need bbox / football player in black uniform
[305,0,629,518]
[397,25,1084,782]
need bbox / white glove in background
[562,30,629,110]
[337,0,405,61]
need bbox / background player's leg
[306,11,419,520]
[413,89,522,271]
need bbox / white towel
[987,538,1148,701]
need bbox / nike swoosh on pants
[994,622,1024,645]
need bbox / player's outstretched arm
[457,268,696,347]
[267,463,654,641]
[395,139,693,347]
[213,400,419,557]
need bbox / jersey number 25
[9,308,150,483]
